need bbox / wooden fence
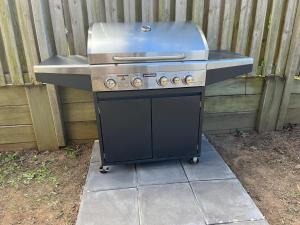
[0,0,300,151]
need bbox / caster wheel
[99,166,110,173]
[190,157,199,164]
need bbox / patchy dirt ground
[0,129,299,225]
[208,126,300,225]
[0,143,92,225]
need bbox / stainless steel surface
[112,54,186,62]
[207,58,253,70]
[90,61,207,92]
[87,22,209,64]
[34,55,90,75]
[207,50,253,70]
[34,23,254,92]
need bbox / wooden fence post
[257,0,298,132]
[0,0,24,85]
[31,0,66,149]
[276,1,300,129]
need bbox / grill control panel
[93,70,206,91]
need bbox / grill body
[34,22,253,167]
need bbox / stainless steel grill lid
[87,22,209,64]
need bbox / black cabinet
[98,99,152,162]
[97,90,202,165]
[152,95,201,158]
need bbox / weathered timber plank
[204,128,253,135]
[86,0,106,25]
[249,0,268,75]
[276,0,299,76]
[15,0,39,83]
[256,1,293,132]
[61,0,75,55]
[0,105,32,126]
[60,87,93,103]
[142,0,157,22]
[246,77,264,95]
[0,142,37,152]
[203,111,257,131]
[263,1,285,76]
[192,0,205,28]
[105,0,119,22]
[205,77,263,96]
[65,121,97,140]
[175,0,187,21]
[0,86,27,106]
[0,31,7,86]
[285,108,300,124]
[159,0,171,21]
[235,0,254,54]
[25,86,58,150]
[124,0,136,22]
[68,0,88,55]
[276,2,300,129]
[288,94,300,109]
[30,0,56,60]
[63,102,96,122]
[0,0,24,85]
[257,76,285,131]
[32,0,65,147]
[206,0,221,49]
[293,79,300,93]
[68,139,94,144]
[204,95,261,113]
[0,125,35,144]
[49,0,69,55]
[220,0,237,50]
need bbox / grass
[0,152,58,188]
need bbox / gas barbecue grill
[34,22,253,172]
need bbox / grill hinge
[199,101,202,108]
[196,144,199,150]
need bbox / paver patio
[76,137,269,225]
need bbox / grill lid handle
[112,54,186,61]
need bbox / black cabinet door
[152,95,201,158]
[98,99,152,163]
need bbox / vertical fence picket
[159,0,171,21]
[86,0,106,25]
[220,0,237,50]
[68,0,88,55]
[0,35,5,86]
[256,1,285,132]
[30,0,66,149]
[249,0,269,75]
[192,0,205,29]
[276,0,299,76]
[15,0,39,84]
[235,0,254,55]
[142,0,156,22]
[105,0,119,22]
[0,0,24,85]
[262,1,285,76]
[175,0,187,21]
[62,0,75,55]
[206,0,222,50]
[277,2,300,129]
[0,60,5,86]
[124,0,136,22]
[49,0,69,55]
